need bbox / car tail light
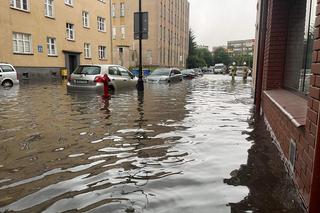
[94,76,104,83]
[16,72,19,80]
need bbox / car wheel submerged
[2,80,13,87]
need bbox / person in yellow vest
[231,62,237,81]
[243,62,248,80]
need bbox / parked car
[214,63,227,74]
[0,63,19,87]
[193,68,203,76]
[181,69,197,79]
[67,64,138,91]
[147,68,182,83]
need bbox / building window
[64,0,73,6]
[111,3,116,17]
[98,46,106,59]
[84,43,91,59]
[120,26,125,39]
[82,11,89,28]
[44,0,54,17]
[283,0,316,94]
[120,3,125,17]
[10,0,29,11]
[97,17,106,32]
[112,27,116,40]
[12,32,32,54]
[47,37,57,56]
[66,23,75,40]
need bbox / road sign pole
[136,0,144,91]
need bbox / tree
[188,29,197,56]
[196,48,214,66]
[213,47,232,66]
[232,54,253,68]
[187,55,206,68]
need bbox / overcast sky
[189,0,257,49]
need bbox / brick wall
[308,0,320,212]
[260,0,320,210]
[262,93,312,206]
[262,0,289,90]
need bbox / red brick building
[254,0,320,212]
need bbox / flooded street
[0,75,304,213]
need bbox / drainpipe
[109,0,114,63]
[254,0,268,116]
[309,107,320,212]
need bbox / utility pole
[136,0,144,91]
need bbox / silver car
[67,64,138,91]
[147,68,182,83]
[0,63,19,87]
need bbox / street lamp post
[136,0,144,91]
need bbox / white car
[0,63,19,87]
[67,64,138,92]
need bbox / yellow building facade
[111,0,189,69]
[0,0,112,78]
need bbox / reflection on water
[0,76,303,212]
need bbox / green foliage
[187,29,214,68]
[189,30,197,56]
[196,48,214,66]
[232,54,253,68]
[187,55,206,68]
[213,47,232,66]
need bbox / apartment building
[111,0,189,68]
[227,39,255,56]
[0,0,112,78]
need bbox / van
[214,63,227,74]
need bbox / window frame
[66,23,75,40]
[111,3,116,17]
[120,2,125,17]
[10,0,29,12]
[112,27,116,40]
[82,11,90,28]
[12,32,33,54]
[44,0,54,18]
[84,43,91,59]
[120,25,125,39]
[98,45,106,60]
[47,37,57,56]
[64,0,73,6]
[97,16,106,32]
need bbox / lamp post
[136,0,144,91]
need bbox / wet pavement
[0,75,305,212]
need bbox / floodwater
[0,75,305,213]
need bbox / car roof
[81,64,122,67]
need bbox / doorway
[64,51,81,74]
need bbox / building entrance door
[63,51,81,74]
[119,48,124,66]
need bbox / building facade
[227,39,255,56]
[111,0,189,69]
[254,0,320,212]
[0,0,112,79]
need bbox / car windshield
[73,66,101,75]
[215,66,224,69]
[151,69,170,76]
[181,69,193,74]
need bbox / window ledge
[264,90,308,128]
[10,7,30,13]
